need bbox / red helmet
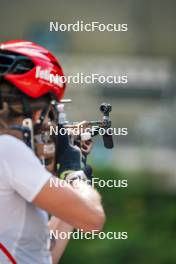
[0,40,66,101]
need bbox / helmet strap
[21,94,32,118]
[0,77,3,109]
[0,91,2,110]
[34,105,49,132]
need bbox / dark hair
[0,80,51,118]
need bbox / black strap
[34,105,49,133]
[0,90,2,110]
[0,77,3,109]
[21,94,32,118]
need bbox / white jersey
[0,135,52,264]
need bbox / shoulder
[0,134,26,149]
[0,134,21,142]
[0,134,34,159]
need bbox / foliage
[60,168,176,264]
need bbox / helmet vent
[0,51,34,75]
[12,59,34,74]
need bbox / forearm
[49,216,74,264]
[34,176,105,232]
[48,175,105,263]
[69,176,105,231]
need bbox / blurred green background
[1,0,176,263]
[61,168,176,264]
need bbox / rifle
[51,100,114,149]
[50,100,114,177]
[11,100,114,173]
